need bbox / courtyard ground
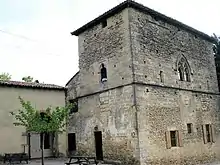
[0,158,112,165]
[1,159,220,165]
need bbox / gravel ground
[0,158,110,165]
[1,159,220,165]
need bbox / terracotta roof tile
[0,80,65,90]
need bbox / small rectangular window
[202,124,215,144]
[165,130,183,149]
[101,20,107,28]
[170,131,177,147]
[69,99,78,114]
[187,123,193,133]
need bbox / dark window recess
[69,99,78,114]
[68,133,76,152]
[44,133,50,149]
[170,131,177,147]
[101,20,107,28]
[187,123,193,133]
[206,124,211,142]
[160,71,164,83]
[178,67,184,81]
[101,64,107,82]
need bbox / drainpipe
[127,4,141,163]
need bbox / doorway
[94,131,103,160]
[68,133,76,155]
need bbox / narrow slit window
[160,71,164,83]
[178,67,184,81]
[187,123,193,133]
[206,124,211,142]
[100,63,107,82]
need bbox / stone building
[0,80,66,159]
[66,1,220,164]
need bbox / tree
[212,33,220,91]
[212,33,220,56]
[11,96,73,165]
[0,72,11,81]
[22,76,34,82]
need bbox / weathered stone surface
[130,8,220,165]
[67,3,220,165]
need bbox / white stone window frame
[176,55,191,82]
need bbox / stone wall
[129,8,220,165]
[67,4,220,165]
[66,72,80,100]
[129,8,218,93]
[136,85,220,165]
[68,85,139,163]
[76,8,133,97]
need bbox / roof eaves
[71,0,129,36]
[0,81,66,91]
[71,0,215,43]
[65,71,80,87]
[129,1,215,43]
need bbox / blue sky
[0,0,219,86]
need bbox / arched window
[100,63,107,82]
[177,56,191,82]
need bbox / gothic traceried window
[177,56,191,82]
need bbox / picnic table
[3,153,29,164]
[65,156,98,165]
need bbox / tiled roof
[0,80,65,90]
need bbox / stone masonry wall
[136,85,220,165]
[68,85,139,164]
[77,8,133,97]
[66,72,80,100]
[129,8,218,93]
[129,8,220,165]
[67,4,220,165]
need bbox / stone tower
[66,1,220,165]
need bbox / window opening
[177,56,190,82]
[100,63,107,82]
[69,99,78,114]
[68,133,76,152]
[206,124,211,142]
[187,123,193,133]
[44,133,50,149]
[102,20,107,28]
[160,71,164,83]
[170,131,177,147]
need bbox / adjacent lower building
[0,80,66,159]
[66,1,220,165]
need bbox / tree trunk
[40,133,45,165]
[51,132,55,157]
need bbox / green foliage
[11,96,73,133]
[212,33,220,56]
[0,72,11,81]
[22,76,34,82]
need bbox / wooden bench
[65,156,98,165]
[4,153,29,164]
